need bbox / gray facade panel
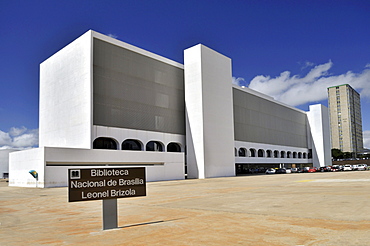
[233,88,308,148]
[93,38,185,134]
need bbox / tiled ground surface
[1,171,370,245]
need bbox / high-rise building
[328,84,363,153]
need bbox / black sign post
[68,167,146,230]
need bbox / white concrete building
[0,149,19,178]
[9,30,331,187]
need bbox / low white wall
[9,148,46,188]
[93,125,185,151]
[234,141,311,164]
[9,147,185,188]
[235,157,310,164]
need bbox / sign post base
[103,199,118,230]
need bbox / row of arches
[93,137,182,152]
[235,148,310,159]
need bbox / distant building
[328,84,363,153]
[0,149,19,178]
[9,30,331,187]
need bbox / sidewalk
[1,172,370,245]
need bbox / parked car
[276,168,287,174]
[265,168,276,174]
[332,165,343,171]
[248,168,259,174]
[318,167,329,172]
[357,164,368,171]
[343,164,353,171]
[308,167,317,173]
[297,168,307,173]
[291,168,298,173]
[285,168,292,174]
[330,166,340,172]
[258,167,268,173]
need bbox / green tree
[343,152,353,159]
[331,148,343,160]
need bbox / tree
[331,148,343,160]
[343,152,353,159]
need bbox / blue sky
[0,0,369,149]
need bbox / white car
[343,164,353,171]
[357,164,368,171]
[291,168,298,173]
[265,168,276,174]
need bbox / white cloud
[0,146,15,150]
[9,126,27,137]
[0,131,12,146]
[363,131,370,149]
[245,61,370,107]
[0,127,38,149]
[232,77,247,87]
[300,61,315,70]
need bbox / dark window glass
[250,149,256,157]
[281,151,285,158]
[93,137,117,150]
[238,148,247,157]
[122,139,142,151]
[167,142,181,152]
[146,141,164,152]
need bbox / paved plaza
[1,171,370,245]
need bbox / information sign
[68,167,146,202]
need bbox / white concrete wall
[307,104,332,167]
[184,45,204,178]
[93,126,185,151]
[9,148,45,188]
[234,141,311,164]
[10,147,184,188]
[39,30,93,149]
[184,44,235,178]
